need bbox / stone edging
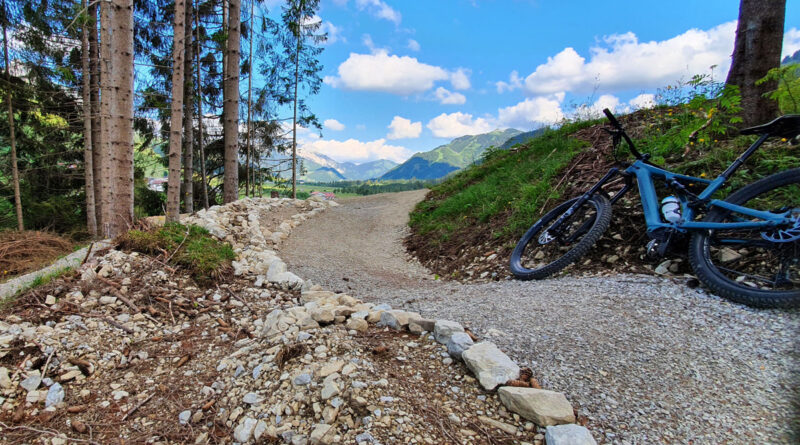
[185,197,597,445]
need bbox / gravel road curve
[281,190,799,444]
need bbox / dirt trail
[281,190,800,444]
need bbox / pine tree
[81,0,97,236]
[1,0,22,231]
[280,0,325,199]
[167,0,186,222]
[222,0,241,203]
[726,0,786,126]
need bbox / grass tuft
[117,223,235,286]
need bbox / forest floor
[0,231,77,284]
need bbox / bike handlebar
[603,108,622,130]
[602,108,645,161]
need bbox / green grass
[0,267,73,310]
[118,223,235,286]
[409,105,799,251]
[409,120,596,242]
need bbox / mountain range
[379,128,523,180]
[280,127,549,182]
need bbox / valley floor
[281,190,800,444]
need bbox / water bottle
[661,196,682,223]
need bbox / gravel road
[281,190,800,444]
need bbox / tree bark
[109,0,135,236]
[726,0,785,126]
[167,0,186,222]
[245,0,253,198]
[81,0,97,236]
[291,36,300,200]
[222,0,240,203]
[99,0,115,237]
[183,1,194,214]
[2,15,22,231]
[89,1,102,230]
[196,0,209,210]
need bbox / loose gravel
[281,191,800,444]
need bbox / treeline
[320,180,435,196]
[0,0,324,238]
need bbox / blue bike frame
[626,159,792,235]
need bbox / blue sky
[267,0,800,164]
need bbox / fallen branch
[0,422,103,445]
[121,393,155,421]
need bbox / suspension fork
[546,168,631,241]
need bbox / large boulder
[497,387,576,426]
[462,341,519,390]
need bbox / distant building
[148,177,168,192]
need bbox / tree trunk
[291,36,300,200]
[222,0,240,203]
[245,0,253,198]
[89,1,102,229]
[167,0,186,222]
[2,17,22,231]
[196,0,209,210]
[726,0,786,126]
[183,1,194,214]
[99,0,115,237]
[81,0,97,236]
[110,0,135,236]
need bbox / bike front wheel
[689,168,800,308]
[510,195,612,280]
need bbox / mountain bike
[509,109,800,308]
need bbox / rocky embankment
[0,197,595,444]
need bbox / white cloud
[434,87,466,105]
[784,28,800,59]
[324,50,449,95]
[407,39,421,51]
[300,137,412,163]
[320,21,344,45]
[524,21,737,95]
[496,96,564,128]
[450,68,471,90]
[628,93,655,110]
[323,119,345,131]
[356,0,401,25]
[572,94,623,119]
[387,116,422,139]
[496,70,523,93]
[427,112,493,138]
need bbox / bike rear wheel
[689,168,800,308]
[510,195,612,280]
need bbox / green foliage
[757,64,800,113]
[118,223,235,286]
[330,180,431,196]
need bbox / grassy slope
[408,107,799,278]
[409,121,594,244]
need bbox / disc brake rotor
[761,208,800,243]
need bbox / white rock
[45,383,65,407]
[434,320,464,345]
[545,424,597,445]
[462,342,520,390]
[234,417,258,442]
[447,332,474,359]
[0,367,11,389]
[310,423,334,444]
[497,386,576,426]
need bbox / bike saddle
[740,114,800,139]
